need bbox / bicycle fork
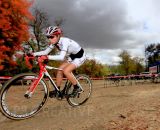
[24,73,44,99]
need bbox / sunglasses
[47,35,56,39]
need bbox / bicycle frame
[25,56,83,98]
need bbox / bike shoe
[69,87,82,98]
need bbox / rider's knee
[63,69,70,76]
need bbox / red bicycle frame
[24,56,48,97]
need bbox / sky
[33,0,160,65]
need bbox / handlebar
[25,55,61,71]
[25,54,49,69]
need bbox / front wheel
[0,73,49,120]
[66,74,92,107]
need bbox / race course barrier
[1,74,160,88]
[103,74,160,87]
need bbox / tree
[0,0,33,72]
[29,7,50,51]
[132,57,144,74]
[54,17,65,26]
[76,59,108,77]
[145,43,160,65]
[119,50,132,75]
[118,50,145,75]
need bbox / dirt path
[1,81,160,130]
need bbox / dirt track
[1,81,160,130]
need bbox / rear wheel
[66,74,92,107]
[0,73,49,120]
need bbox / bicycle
[0,55,92,120]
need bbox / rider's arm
[33,44,54,56]
[47,40,69,61]
[48,51,67,61]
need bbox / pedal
[56,91,63,100]
[78,90,83,93]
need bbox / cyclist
[33,26,86,97]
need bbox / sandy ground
[1,80,160,130]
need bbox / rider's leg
[63,56,86,87]
[56,61,70,90]
[63,63,77,85]
[49,62,69,98]
[63,56,86,97]
[63,63,82,97]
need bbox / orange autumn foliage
[0,0,33,71]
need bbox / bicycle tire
[0,73,49,120]
[66,74,92,107]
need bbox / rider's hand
[41,55,48,60]
[26,53,34,57]
[40,55,48,63]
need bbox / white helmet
[45,26,62,36]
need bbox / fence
[0,74,160,88]
[103,74,160,87]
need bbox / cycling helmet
[45,26,62,36]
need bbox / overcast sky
[33,0,160,65]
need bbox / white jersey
[33,37,86,67]
[59,37,82,54]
